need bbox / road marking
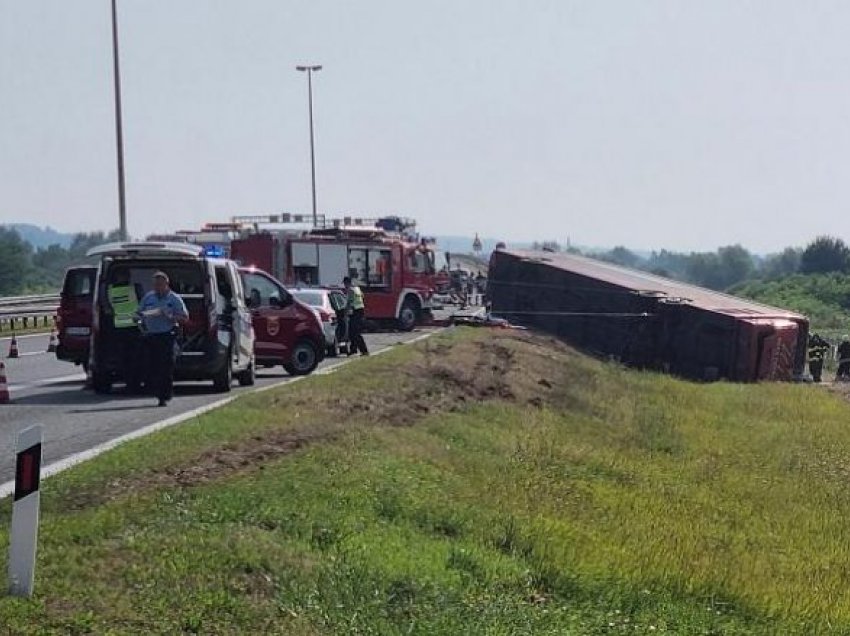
[0,333,50,343]
[18,352,46,358]
[0,329,445,499]
[8,374,87,393]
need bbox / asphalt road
[0,328,439,481]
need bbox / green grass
[0,329,849,633]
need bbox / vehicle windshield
[409,249,435,274]
[291,290,325,307]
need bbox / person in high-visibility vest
[343,276,369,356]
[107,271,141,329]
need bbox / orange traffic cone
[7,335,19,359]
[0,362,10,403]
[47,329,57,353]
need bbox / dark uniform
[808,335,830,383]
[837,338,850,381]
[138,277,189,406]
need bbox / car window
[292,291,325,307]
[63,269,95,297]
[329,292,347,312]
[242,271,285,307]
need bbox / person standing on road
[137,271,189,406]
[808,333,829,383]
[107,269,145,388]
[343,276,369,356]
[837,335,850,381]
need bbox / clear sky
[2,1,850,252]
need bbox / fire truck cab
[230,217,436,331]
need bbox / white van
[87,242,255,394]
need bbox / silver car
[290,287,348,356]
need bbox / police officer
[808,333,830,383]
[137,272,189,406]
[343,276,369,356]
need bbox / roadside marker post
[7,425,43,598]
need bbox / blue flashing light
[203,245,225,258]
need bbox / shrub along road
[0,328,848,633]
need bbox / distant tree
[800,236,850,274]
[595,246,642,269]
[0,228,33,295]
[717,244,755,288]
[685,252,723,289]
[761,247,802,279]
[531,240,561,252]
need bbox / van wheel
[237,361,256,387]
[213,359,233,393]
[397,298,419,332]
[284,340,319,376]
[93,371,112,395]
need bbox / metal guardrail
[0,294,60,332]
[0,294,60,307]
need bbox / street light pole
[110,0,128,241]
[296,64,322,228]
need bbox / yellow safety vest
[108,283,140,328]
[348,286,365,311]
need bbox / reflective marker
[8,425,42,597]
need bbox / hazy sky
[3,1,850,252]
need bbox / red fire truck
[229,215,436,330]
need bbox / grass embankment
[1,329,849,633]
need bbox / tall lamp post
[295,64,322,228]
[110,0,128,241]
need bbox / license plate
[65,327,90,336]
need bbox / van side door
[227,261,254,367]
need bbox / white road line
[18,352,47,358]
[0,333,51,342]
[8,373,88,393]
[0,329,444,499]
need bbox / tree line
[0,227,121,296]
[530,236,850,292]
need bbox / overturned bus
[488,249,809,382]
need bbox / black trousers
[348,309,368,355]
[810,359,824,383]
[146,333,176,400]
[838,361,850,379]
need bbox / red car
[239,267,326,375]
[55,265,98,372]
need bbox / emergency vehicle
[229,215,436,331]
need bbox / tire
[284,339,320,376]
[213,357,233,393]
[327,338,339,358]
[397,297,419,332]
[92,370,112,395]
[237,360,256,387]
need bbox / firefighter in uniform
[808,333,830,383]
[837,335,850,381]
[343,276,369,356]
